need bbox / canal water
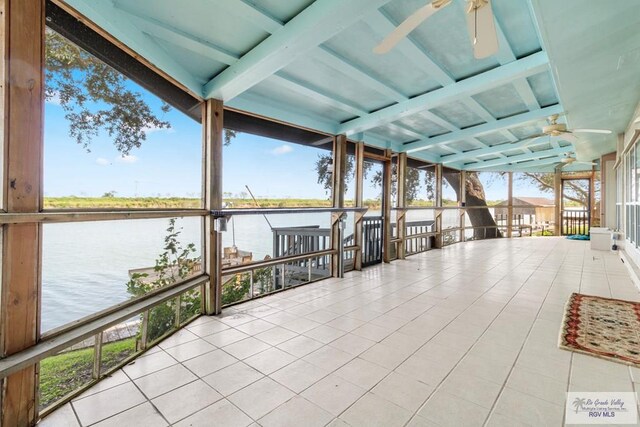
[41,209,455,331]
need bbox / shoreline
[42,196,469,209]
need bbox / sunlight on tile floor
[40,238,640,427]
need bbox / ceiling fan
[557,152,596,168]
[512,114,612,145]
[374,0,499,58]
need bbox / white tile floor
[40,238,640,427]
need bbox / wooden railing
[562,210,590,236]
[272,225,354,272]
[392,220,436,255]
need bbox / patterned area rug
[559,293,640,366]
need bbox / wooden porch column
[434,163,443,248]
[0,0,45,425]
[203,99,224,315]
[331,135,347,277]
[353,141,364,270]
[554,164,562,236]
[459,170,466,242]
[507,172,513,238]
[396,153,407,259]
[382,150,392,263]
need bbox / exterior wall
[615,103,640,270]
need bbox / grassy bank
[39,338,136,410]
[44,197,201,209]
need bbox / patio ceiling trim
[314,47,408,103]
[473,157,564,172]
[202,0,394,101]
[441,136,552,164]
[337,51,550,136]
[227,92,339,135]
[404,103,562,153]
[216,0,283,33]
[512,79,541,111]
[62,0,203,95]
[364,9,455,86]
[113,2,240,66]
[463,146,571,170]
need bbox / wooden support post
[554,164,562,236]
[382,150,392,263]
[507,172,513,238]
[354,141,364,270]
[459,170,466,242]
[590,169,596,227]
[331,135,347,277]
[435,164,443,248]
[0,1,45,425]
[397,153,407,259]
[92,333,103,380]
[203,99,224,315]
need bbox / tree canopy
[45,29,172,155]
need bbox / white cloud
[117,154,138,164]
[46,91,61,106]
[271,144,293,155]
[142,124,174,134]
[95,157,111,166]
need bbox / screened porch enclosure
[0,0,637,426]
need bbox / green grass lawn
[42,196,466,210]
[39,338,136,410]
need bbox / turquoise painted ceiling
[62,0,640,172]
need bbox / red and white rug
[559,293,640,366]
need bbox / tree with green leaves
[45,29,172,155]
[126,219,199,342]
[46,28,235,156]
[519,172,589,206]
[314,153,501,239]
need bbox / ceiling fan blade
[466,1,498,59]
[571,128,612,135]
[373,2,440,54]
[560,132,579,143]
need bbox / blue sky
[44,72,551,202]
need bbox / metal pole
[337,215,346,278]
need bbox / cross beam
[441,136,551,164]
[463,146,571,170]
[202,0,393,100]
[404,104,562,153]
[337,52,550,136]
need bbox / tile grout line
[482,238,576,426]
[328,241,542,425]
[398,242,554,426]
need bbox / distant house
[494,197,555,222]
